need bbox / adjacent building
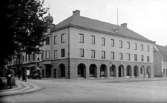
[154,45,167,77]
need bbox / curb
[0,80,43,97]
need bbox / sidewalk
[0,79,42,97]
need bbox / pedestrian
[6,69,14,89]
[17,69,21,80]
[26,69,30,79]
[22,68,27,82]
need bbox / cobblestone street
[1,79,167,103]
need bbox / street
[1,79,167,103]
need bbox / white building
[9,10,155,79]
[37,10,155,79]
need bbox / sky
[45,0,167,46]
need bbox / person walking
[22,68,27,82]
[6,69,14,88]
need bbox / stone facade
[8,10,156,79]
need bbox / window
[134,54,137,61]
[91,50,95,58]
[141,44,144,51]
[101,51,105,59]
[41,51,44,60]
[61,34,65,43]
[141,55,144,62]
[147,45,150,52]
[127,41,130,49]
[134,43,137,50]
[147,56,150,62]
[119,53,123,60]
[54,35,57,45]
[46,37,50,45]
[91,35,95,44]
[119,40,123,48]
[46,51,50,59]
[127,53,130,61]
[80,48,84,57]
[101,37,105,46]
[111,51,115,60]
[61,49,65,57]
[54,50,58,59]
[111,39,114,47]
[80,33,84,43]
[32,53,36,61]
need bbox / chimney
[73,10,80,16]
[121,23,127,28]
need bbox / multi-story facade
[8,10,155,79]
[37,10,155,79]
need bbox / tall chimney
[73,10,80,16]
[121,23,127,28]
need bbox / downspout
[68,27,70,79]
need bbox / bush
[0,77,7,89]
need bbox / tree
[0,0,49,66]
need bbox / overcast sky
[46,0,167,46]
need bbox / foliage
[0,0,49,65]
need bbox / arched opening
[89,64,97,77]
[118,65,124,77]
[59,64,65,78]
[100,64,107,77]
[134,65,139,77]
[42,69,45,78]
[126,65,132,77]
[147,66,151,78]
[110,65,116,77]
[77,63,86,78]
[54,69,56,78]
[140,66,145,77]
[45,64,52,78]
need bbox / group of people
[5,66,41,89]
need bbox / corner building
[40,10,155,79]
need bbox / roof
[53,14,154,43]
[156,45,167,61]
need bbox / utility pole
[117,8,119,25]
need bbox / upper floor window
[61,48,65,57]
[141,44,144,51]
[101,37,105,46]
[119,40,123,48]
[54,35,57,45]
[111,39,114,47]
[91,50,95,58]
[91,35,95,44]
[127,41,130,49]
[111,51,115,60]
[147,56,150,62]
[134,43,137,50]
[119,53,123,60]
[79,33,84,43]
[54,50,58,59]
[46,51,50,59]
[141,55,144,62]
[80,48,84,57]
[45,37,50,45]
[41,51,44,60]
[134,54,137,61]
[61,34,65,43]
[147,45,150,52]
[127,53,130,61]
[101,50,105,59]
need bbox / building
[154,45,167,77]
[9,10,156,79]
